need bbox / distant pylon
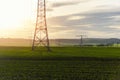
[76,35,87,46]
[32,0,50,51]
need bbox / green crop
[0,46,119,80]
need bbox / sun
[0,0,31,30]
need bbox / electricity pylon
[32,0,50,51]
[76,35,86,46]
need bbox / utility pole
[76,35,86,46]
[32,0,50,51]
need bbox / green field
[0,46,120,59]
[0,47,120,80]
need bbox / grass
[0,46,120,59]
[0,46,120,80]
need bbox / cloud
[50,0,94,8]
[108,25,120,30]
[48,8,120,38]
[47,0,95,12]
[47,8,53,11]
[47,1,80,12]
[51,2,80,8]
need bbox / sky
[0,0,120,39]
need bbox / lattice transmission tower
[32,0,50,51]
[76,35,87,46]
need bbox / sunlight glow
[0,0,31,30]
[0,0,119,38]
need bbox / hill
[0,38,119,46]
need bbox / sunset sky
[0,0,120,39]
